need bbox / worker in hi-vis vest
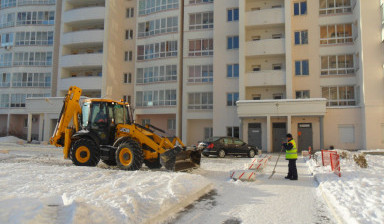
[282,133,298,180]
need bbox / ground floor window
[338,124,354,143]
[167,119,176,130]
[204,127,213,139]
[227,126,239,138]
[142,119,150,126]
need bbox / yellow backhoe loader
[49,86,201,171]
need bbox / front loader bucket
[160,146,201,171]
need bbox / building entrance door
[273,123,286,152]
[248,123,262,150]
[298,123,313,152]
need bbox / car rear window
[204,137,221,142]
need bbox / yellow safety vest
[286,139,298,159]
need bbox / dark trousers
[287,159,298,179]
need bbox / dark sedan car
[198,137,258,158]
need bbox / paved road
[169,155,334,224]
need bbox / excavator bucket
[160,146,201,171]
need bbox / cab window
[233,139,244,146]
[113,104,125,124]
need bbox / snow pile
[0,162,212,224]
[307,153,384,224]
[0,136,25,144]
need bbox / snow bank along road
[169,156,333,224]
[0,143,212,224]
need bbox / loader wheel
[71,139,100,166]
[218,149,226,158]
[144,156,162,169]
[116,141,143,171]
[248,149,256,158]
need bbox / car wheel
[248,149,256,158]
[218,149,226,158]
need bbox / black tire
[102,159,117,166]
[218,149,226,158]
[248,149,256,158]
[115,141,143,171]
[202,152,209,157]
[144,156,162,169]
[70,138,100,166]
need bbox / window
[124,73,132,83]
[294,30,308,45]
[123,95,131,104]
[295,90,310,99]
[322,86,356,107]
[11,73,51,87]
[294,1,307,15]
[0,12,15,28]
[125,30,133,39]
[136,65,177,84]
[252,65,261,72]
[16,0,56,6]
[204,127,213,139]
[189,0,213,4]
[0,73,11,87]
[295,60,309,75]
[0,94,9,108]
[10,93,49,108]
[188,64,213,83]
[126,8,134,18]
[167,119,176,130]
[138,0,179,16]
[142,119,150,126]
[273,64,282,70]
[338,125,354,143]
[15,31,53,46]
[319,0,352,15]
[227,8,239,21]
[1,33,14,47]
[0,53,12,67]
[16,11,55,25]
[188,92,213,110]
[227,93,239,106]
[321,54,354,75]
[252,94,261,100]
[273,94,283,99]
[227,36,239,49]
[227,64,239,78]
[136,89,176,107]
[320,24,353,45]
[138,16,178,38]
[137,40,177,61]
[125,51,133,61]
[227,127,239,138]
[189,11,213,30]
[13,52,52,66]
[0,0,16,9]
[189,39,213,56]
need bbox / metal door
[298,123,313,152]
[273,123,287,152]
[248,123,262,149]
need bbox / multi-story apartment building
[0,0,56,140]
[237,0,384,152]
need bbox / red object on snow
[321,150,341,177]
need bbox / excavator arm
[49,86,82,158]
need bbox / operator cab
[81,99,132,145]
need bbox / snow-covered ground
[0,143,212,224]
[307,152,384,224]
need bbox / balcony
[246,8,284,27]
[63,7,105,25]
[59,76,102,91]
[237,99,327,118]
[62,30,104,46]
[246,38,285,57]
[245,70,285,87]
[60,53,103,69]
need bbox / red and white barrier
[321,150,341,177]
[245,155,272,172]
[229,170,256,181]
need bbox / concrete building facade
[0,0,56,140]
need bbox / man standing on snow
[282,133,298,180]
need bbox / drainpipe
[177,0,185,139]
